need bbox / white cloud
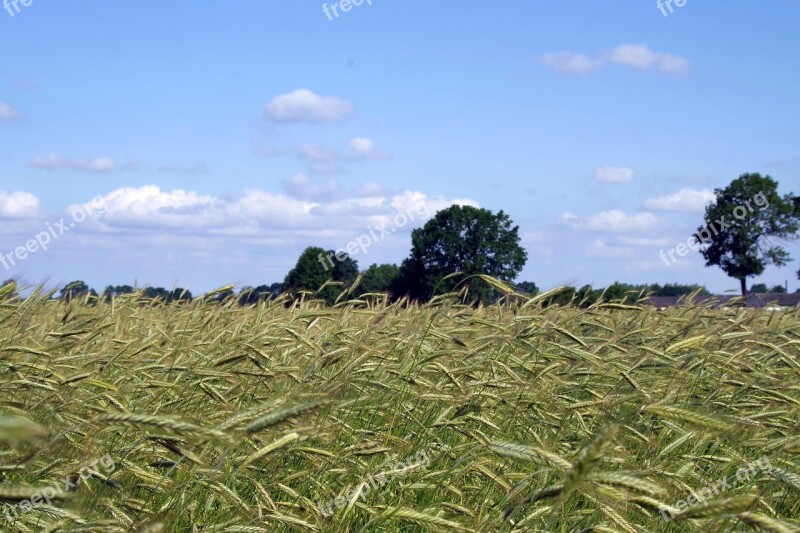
[349,137,390,160]
[563,210,661,233]
[587,239,634,258]
[521,231,548,244]
[644,188,716,212]
[618,236,671,247]
[282,173,340,200]
[265,89,354,124]
[29,153,116,173]
[81,185,221,229]
[0,190,39,218]
[157,163,208,175]
[75,185,479,243]
[389,191,479,219]
[541,52,603,75]
[542,44,690,75]
[0,102,20,120]
[594,165,635,184]
[297,144,341,162]
[353,181,392,197]
[254,145,290,158]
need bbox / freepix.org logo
[322,0,374,22]
[657,0,687,17]
[3,0,33,18]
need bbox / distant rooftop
[642,293,800,308]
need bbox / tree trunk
[740,278,747,300]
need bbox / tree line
[2,172,798,305]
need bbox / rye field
[1,283,799,532]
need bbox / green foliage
[750,283,787,294]
[515,281,539,295]
[649,283,710,297]
[208,287,235,303]
[396,205,527,304]
[103,285,135,301]
[558,282,710,308]
[696,173,799,296]
[355,263,399,297]
[141,286,170,300]
[238,283,283,305]
[170,288,193,302]
[284,246,359,304]
[59,280,97,301]
[750,283,769,294]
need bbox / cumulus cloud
[644,188,716,212]
[297,144,341,162]
[29,153,115,173]
[0,190,39,218]
[353,181,392,197]
[594,165,635,184]
[77,185,477,242]
[294,145,345,174]
[542,44,690,75]
[618,236,671,247]
[80,185,221,229]
[390,191,479,218]
[265,89,354,124]
[587,239,634,258]
[0,101,20,120]
[563,210,661,233]
[349,137,390,160]
[293,139,390,173]
[282,173,340,200]
[157,163,208,175]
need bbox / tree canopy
[283,246,359,304]
[60,280,97,301]
[395,205,527,304]
[355,263,399,297]
[695,173,799,296]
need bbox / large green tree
[103,285,135,301]
[355,263,399,297]
[396,205,527,303]
[695,173,799,297]
[237,283,283,305]
[284,246,359,304]
[60,280,97,301]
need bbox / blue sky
[1,0,799,293]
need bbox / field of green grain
[1,283,799,532]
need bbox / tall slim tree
[695,173,799,297]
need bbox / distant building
[642,293,800,309]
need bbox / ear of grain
[643,404,734,432]
[737,512,800,533]
[675,494,757,520]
